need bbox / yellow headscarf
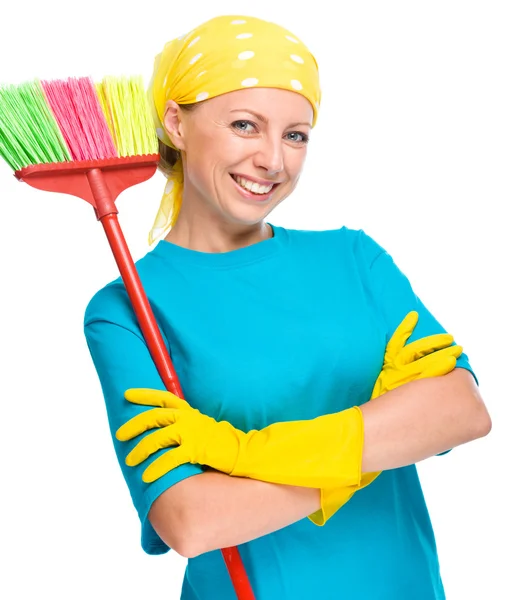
[147,14,321,245]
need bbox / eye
[285,131,309,144]
[232,120,257,134]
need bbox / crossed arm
[150,367,490,558]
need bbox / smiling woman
[143,15,320,251]
[82,12,491,600]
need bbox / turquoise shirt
[84,224,476,599]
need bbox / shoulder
[280,224,387,265]
[84,280,131,329]
[83,249,163,331]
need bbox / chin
[226,210,272,227]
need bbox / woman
[84,14,491,599]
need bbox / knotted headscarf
[147,14,321,245]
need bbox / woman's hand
[370,310,461,399]
[116,391,244,483]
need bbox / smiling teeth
[234,175,274,194]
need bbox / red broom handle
[87,169,255,600]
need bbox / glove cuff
[230,405,365,490]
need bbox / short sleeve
[358,229,478,386]
[84,290,204,555]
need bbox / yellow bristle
[101,75,158,157]
[95,82,119,150]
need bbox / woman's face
[164,87,313,226]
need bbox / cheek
[191,132,249,173]
[184,134,218,184]
[216,134,254,165]
[286,148,308,180]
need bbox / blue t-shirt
[84,224,476,600]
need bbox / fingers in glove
[116,407,177,442]
[399,333,454,364]
[142,447,190,483]
[385,311,419,359]
[411,355,457,380]
[405,345,462,378]
[124,388,191,410]
[125,424,181,466]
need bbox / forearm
[149,469,320,558]
[360,368,491,473]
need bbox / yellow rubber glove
[118,391,364,487]
[116,311,462,523]
[308,310,462,525]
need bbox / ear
[163,100,186,151]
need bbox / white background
[0,1,510,598]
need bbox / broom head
[0,76,159,215]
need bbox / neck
[164,215,273,253]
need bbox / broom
[0,75,255,600]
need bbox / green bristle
[100,75,158,157]
[0,80,71,171]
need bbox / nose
[254,135,284,175]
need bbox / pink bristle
[41,77,118,161]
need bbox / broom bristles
[96,82,119,150]
[0,74,158,171]
[0,81,71,170]
[41,77,118,161]
[101,75,158,157]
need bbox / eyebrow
[229,109,312,128]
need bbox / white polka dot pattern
[241,78,259,87]
[238,51,255,60]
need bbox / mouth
[230,173,281,202]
